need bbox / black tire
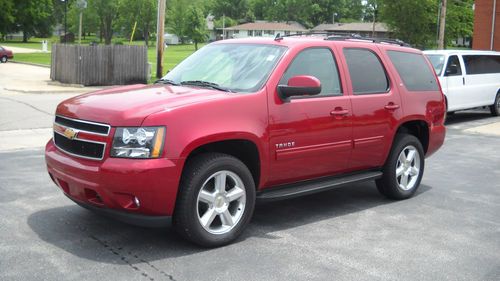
[173,153,256,247]
[1,56,7,63]
[376,134,425,200]
[490,92,500,116]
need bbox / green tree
[445,0,474,46]
[209,0,248,19]
[167,0,188,42]
[379,0,438,48]
[117,0,157,46]
[67,2,100,39]
[185,5,207,50]
[13,0,54,42]
[0,0,15,39]
[88,0,119,45]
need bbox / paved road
[0,63,101,150]
[1,108,500,280]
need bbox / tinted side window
[463,55,500,74]
[344,48,389,95]
[388,51,440,91]
[445,55,462,76]
[280,48,342,96]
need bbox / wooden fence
[50,44,149,86]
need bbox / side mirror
[445,64,459,76]
[278,75,322,99]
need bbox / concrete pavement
[0,63,101,150]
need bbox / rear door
[336,44,402,170]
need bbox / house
[312,22,391,38]
[473,0,500,51]
[224,21,307,39]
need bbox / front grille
[55,115,110,135]
[54,133,105,160]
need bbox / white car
[423,50,500,116]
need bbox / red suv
[0,46,14,63]
[45,36,446,247]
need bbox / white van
[423,50,500,116]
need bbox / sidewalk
[0,63,102,94]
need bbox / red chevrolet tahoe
[45,36,446,247]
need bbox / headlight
[111,127,165,158]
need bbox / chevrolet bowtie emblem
[63,128,78,140]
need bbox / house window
[284,31,290,36]
[255,30,262,36]
[233,30,239,34]
[265,30,274,35]
[248,30,253,36]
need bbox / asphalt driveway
[1,111,499,281]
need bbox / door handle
[384,103,400,110]
[330,108,349,117]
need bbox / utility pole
[63,0,68,43]
[156,0,166,79]
[438,0,447,49]
[76,0,87,45]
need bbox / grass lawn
[2,37,202,82]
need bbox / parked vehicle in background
[424,50,500,116]
[0,46,14,63]
[46,36,446,247]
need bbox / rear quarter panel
[379,45,446,157]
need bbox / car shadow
[445,109,494,125]
[27,182,432,264]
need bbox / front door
[443,55,467,111]
[267,46,353,186]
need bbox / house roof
[312,22,390,33]
[226,21,307,32]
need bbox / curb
[10,60,51,68]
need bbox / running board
[257,170,383,202]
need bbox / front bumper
[45,139,184,220]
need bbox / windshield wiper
[155,78,180,86]
[180,80,233,92]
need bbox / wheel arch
[394,120,430,154]
[181,136,263,189]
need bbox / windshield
[425,54,445,76]
[162,43,287,93]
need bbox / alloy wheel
[196,170,246,235]
[395,145,421,191]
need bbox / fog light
[133,196,141,208]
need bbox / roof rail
[274,32,411,47]
[325,34,411,47]
[274,32,331,41]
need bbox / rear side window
[463,55,500,74]
[280,48,342,96]
[387,51,439,91]
[344,48,389,95]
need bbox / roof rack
[273,32,411,47]
[274,32,331,41]
[325,34,411,47]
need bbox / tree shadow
[27,181,432,264]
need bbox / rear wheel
[490,92,500,116]
[173,153,255,247]
[376,134,425,200]
[1,56,7,63]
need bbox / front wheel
[173,153,255,247]
[490,93,500,116]
[376,134,425,200]
[1,56,7,63]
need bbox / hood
[56,84,232,126]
